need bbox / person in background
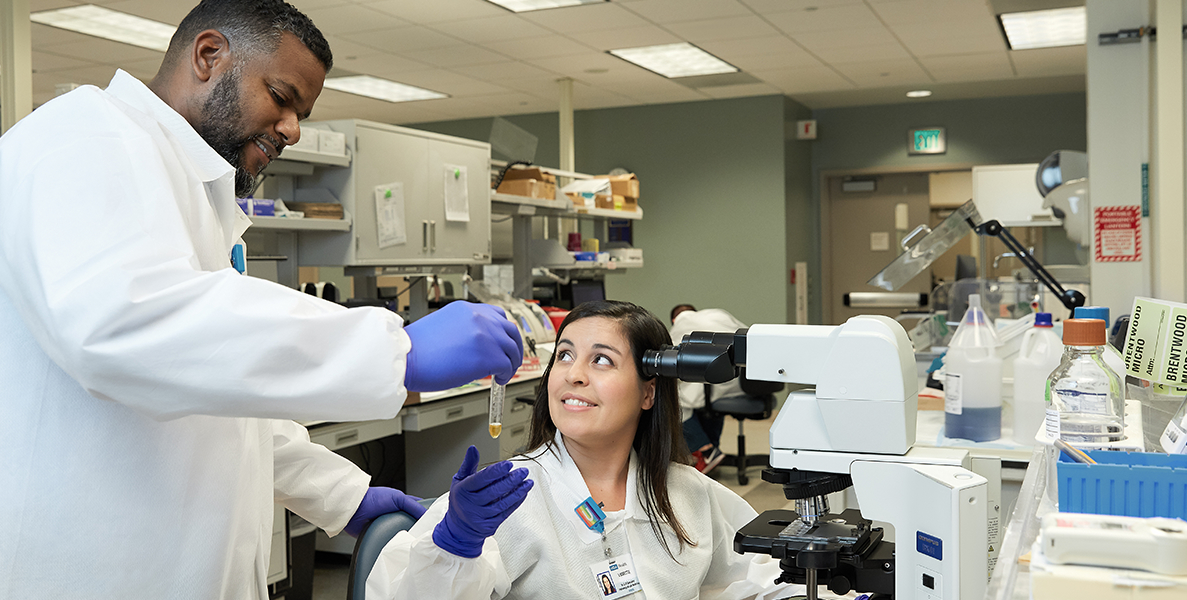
[365,301,799,600]
[0,1,525,598]
[670,304,748,473]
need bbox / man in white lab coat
[0,1,524,598]
[670,304,747,473]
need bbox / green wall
[412,95,789,327]
[805,92,1088,323]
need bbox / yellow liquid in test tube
[488,383,505,439]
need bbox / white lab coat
[671,309,748,421]
[367,433,800,600]
[0,71,413,599]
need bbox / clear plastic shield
[867,200,983,291]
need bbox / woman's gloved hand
[403,302,524,392]
[432,446,533,558]
[344,487,427,537]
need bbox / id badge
[588,553,642,599]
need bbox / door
[827,173,931,324]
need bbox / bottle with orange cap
[1045,318,1125,444]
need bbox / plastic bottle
[1161,393,1187,454]
[944,294,1002,441]
[1045,319,1125,444]
[1073,306,1126,380]
[1013,313,1063,444]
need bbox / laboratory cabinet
[294,119,492,267]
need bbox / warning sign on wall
[1094,206,1142,262]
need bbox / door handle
[430,220,437,252]
[422,220,429,252]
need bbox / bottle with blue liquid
[944,294,1002,441]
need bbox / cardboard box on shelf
[602,173,639,198]
[501,167,556,185]
[613,195,638,211]
[595,194,615,209]
[497,178,556,199]
[566,192,595,208]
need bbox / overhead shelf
[274,147,351,167]
[490,191,643,220]
[535,261,644,271]
[249,215,352,231]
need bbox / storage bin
[1057,450,1187,519]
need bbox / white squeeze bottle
[1013,312,1063,445]
[944,294,1003,441]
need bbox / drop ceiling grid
[22,0,1085,122]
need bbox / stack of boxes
[495,167,557,200]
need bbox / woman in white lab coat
[367,301,800,599]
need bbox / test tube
[488,382,505,438]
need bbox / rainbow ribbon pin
[574,497,606,534]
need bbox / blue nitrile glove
[344,487,428,538]
[432,445,533,558]
[404,301,524,392]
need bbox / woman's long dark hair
[525,300,694,560]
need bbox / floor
[310,412,792,600]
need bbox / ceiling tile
[323,36,386,61]
[402,44,510,68]
[450,60,555,81]
[740,0,865,14]
[790,26,900,51]
[831,58,933,87]
[812,42,911,64]
[116,57,164,80]
[567,25,681,51]
[30,22,92,48]
[892,23,1007,56]
[30,0,84,11]
[330,52,431,79]
[364,0,511,25]
[485,35,593,59]
[697,36,823,71]
[431,15,553,43]
[393,69,513,96]
[520,2,650,32]
[622,0,752,25]
[349,26,463,54]
[497,76,570,98]
[698,82,782,99]
[303,4,408,35]
[752,65,855,94]
[1011,45,1086,78]
[31,50,96,73]
[919,52,1015,82]
[665,15,781,43]
[527,52,637,78]
[284,0,354,13]
[39,37,163,65]
[869,0,994,25]
[766,4,883,34]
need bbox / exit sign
[908,127,946,155]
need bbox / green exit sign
[908,127,946,155]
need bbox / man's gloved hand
[344,487,428,538]
[404,302,524,392]
[432,445,533,558]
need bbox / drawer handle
[446,407,464,420]
[335,430,359,445]
[422,221,429,251]
[510,426,526,436]
[511,401,527,413]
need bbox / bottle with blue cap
[1072,306,1126,380]
[1013,312,1063,445]
[943,293,1003,441]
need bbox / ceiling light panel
[999,7,1086,50]
[609,43,738,78]
[323,75,448,103]
[486,0,605,13]
[31,5,176,52]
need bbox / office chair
[346,498,435,600]
[708,369,784,486]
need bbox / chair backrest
[347,498,435,600]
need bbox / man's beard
[194,67,262,198]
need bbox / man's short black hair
[165,0,332,72]
[670,304,695,323]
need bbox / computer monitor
[569,279,606,307]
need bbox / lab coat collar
[532,432,645,546]
[104,70,251,246]
[104,70,234,184]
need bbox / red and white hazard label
[1094,206,1141,262]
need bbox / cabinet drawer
[308,418,402,451]
[402,394,488,431]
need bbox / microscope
[644,316,989,600]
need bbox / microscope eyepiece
[642,347,680,379]
[640,342,738,384]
